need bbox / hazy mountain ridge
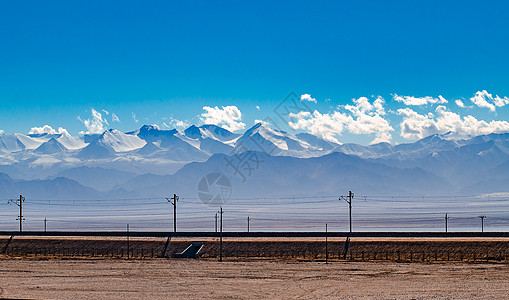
[0,124,508,198]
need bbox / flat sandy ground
[0,259,508,299]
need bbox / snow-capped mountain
[34,138,68,154]
[0,123,509,197]
[234,123,339,157]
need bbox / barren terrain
[0,259,508,299]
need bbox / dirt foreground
[0,259,508,299]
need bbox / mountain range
[1,123,509,200]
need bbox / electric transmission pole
[219,206,224,262]
[215,213,218,233]
[8,195,25,232]
[127,224,130,260]
[339,191,354,259]
[340,191,354,233]
[247,216,250,232]
[478,215,486,232]
[445,213,449,233]
[167,194,179,232]
[325,223,328,264]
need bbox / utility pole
[219,206,223,262]
[167,194,179,232]
[8,195,25,232]
[339,191,354,259]
[44,218,47,232]
[247,216,250,232]
[325,223,328,264]
[445,213,449,233]
[215,213,218,233]
[127,224,130,260]
[478,215,486,232]
[340,191,354,233]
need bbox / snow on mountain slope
[100,129,146,152]
[0,135,26,152]
[14,133,47,149]
[0,134,38,152]
[57,134,86,150]
[182,125,240,150]
[234,123,336,157]
[199,137,234,154]
[0,123,509,197]
[0,132,86,154]
[34,138,68,154]
[78,139,116,159]
[132,125,209,161]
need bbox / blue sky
[1,1,508,144]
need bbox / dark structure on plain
[478,215,486,232]
[173,242,204,258]
[340,191,354,259]
[215,213,218,233]
[127,224,130,260]
[8,195,25,232]
[219,206,223,262]
[167,194,179,232]
[325,223,328,264]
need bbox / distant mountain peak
[34,137,68,154]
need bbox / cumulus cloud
[29,125,69,136]
[398,105,509,140]
[0,129,4,135]
[393,94,448,106]
[288,96,393,144]
[455,99,466,108]
[163,118,189,130]
[300,94,317,103]
[78,108,108,134]
[254,119,271,126]
[112,113,120,123]
[469,90,509,112]
[200,105,246,132]
[256,105,261,111]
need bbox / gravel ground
[0,259,508,299]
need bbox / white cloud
[469,90,509,112]
[132,112,138,123]
[0,129,4,135]
[163,118,189,130]
[112,113,120,123]
[78,108,109,134]
[29,125,69,136]
[300,94,317,103]
[200,105,246,132]
[398,105,509,140]
[289,111,349,144]
[289,96,393,144]
[393,94,448,106]
[102,109,109,115]
[373,96,386,116]
[455,99,466,108]
[254,119,271,126]
[256,105,261,111]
